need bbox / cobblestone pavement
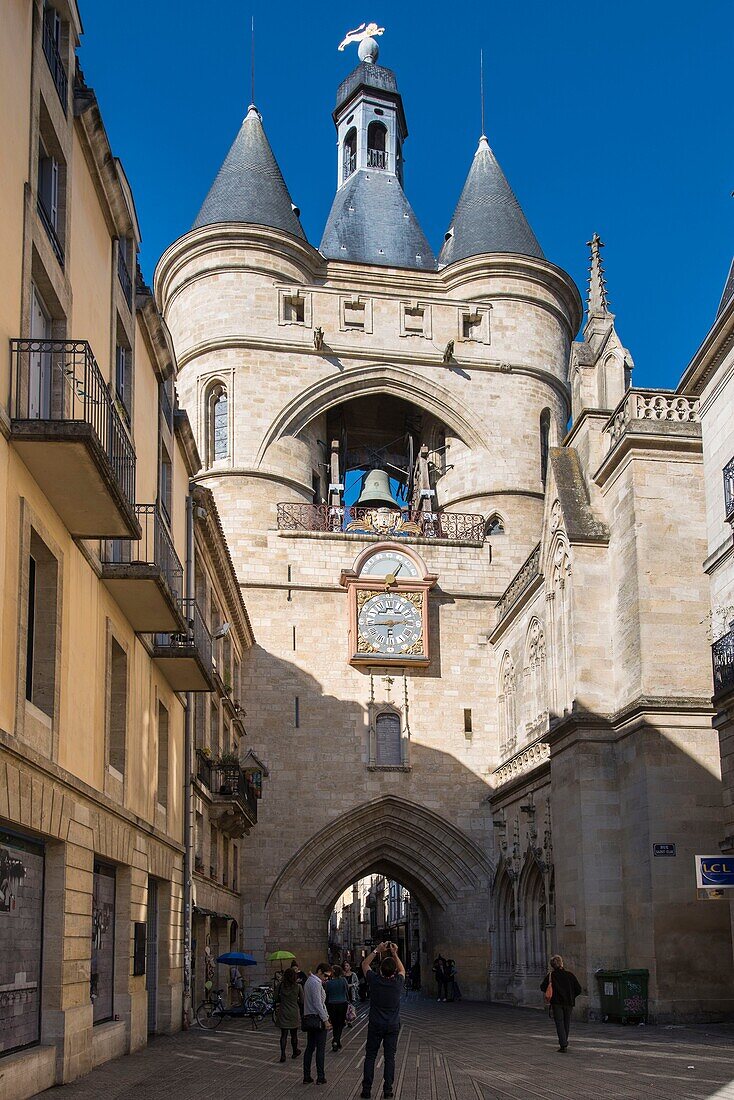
[40,999,734,1100]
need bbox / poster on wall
[91,862,116,1024]
[0,831,44,1055]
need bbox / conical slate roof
[320,170,435,270]
[439,136,543,265]
[193,105,306,239]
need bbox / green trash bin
[596,969,649,1023]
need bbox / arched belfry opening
[265,796,493,997]
[367,120,388,170]
[343,127,357,182]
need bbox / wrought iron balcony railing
[37,196,64,267]
[10,338,136,508]
[723,457,734,524]
[367,149,389,169]
[712,628,734,696]
[153,598,213,668]
[102,504,183,600]
[117,247,132,307]
[276,502,485,543]
[42,15,68,113]
[196,752,258,823]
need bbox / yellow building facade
[0,3,258,1096]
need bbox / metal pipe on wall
[182,485,195,1026]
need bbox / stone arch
[492,861,517,980]
[255,364,488,466]
[265,795,493,996]
[519,854,546,979]
[523,617,547,732]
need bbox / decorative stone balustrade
[605,390,700,450]
[495,543,541,625]
[494,734,551,787]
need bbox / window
[115,330,132,423]
[157,701,169,809]
[207,384,228,463]
[312,470,322,505]
[232,844,238,892]
[462,312,482,340]
[91,862,116,1024]
[283,294,305,324]
[42,3,67,111]
[37,141,59,230]
[403,306,424,334]
[343,127,357,180]
[294,696,300,728]
[464,708,473,735]
[210,700,219,759]
[25,530,59,718]
[367,121,388,170]
[160,446,172,523]
[108,638,127,774]
[222,836,230,887]
[209,825,217,880]
[375,711,402,766]
[160,376,174,429]
[0,830,44,1055]
[343,300,366,330]
[540,409,551,487]
[485,514,505,536]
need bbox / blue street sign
[695,855,734,889]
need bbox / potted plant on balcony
[217,750,240,795]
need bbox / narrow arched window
[367,121,388,170]
[540,409,551,487]
[485,514,505,536]
[343,128,357,181]
[208,383,228,463]
[375,711,401,765]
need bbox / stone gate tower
[155,36,582,998]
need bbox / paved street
[39,999,734,1100]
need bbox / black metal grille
[197,755,258,822]
[37,196,64,267]
[10,338,136,508]
[712,629,734,696]
[102,504,183,600]
[42,14,68,113]
[723,457,734,523]
[154,599,213,673]
[367,149,389,169]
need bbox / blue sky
[80,1,732,389]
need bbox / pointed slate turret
[439,136,543,266]
[193,105,306,240]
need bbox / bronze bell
[355,468,400,509]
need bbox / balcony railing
[10,338,136,508]
[343,151,356,179]
[605,389,700,451]
[102,504,183,600]
[42,16,68,113]
[117,248,132,307]
[196,752,258,824]
[367,149,389,170]
[712,628,734,696]
[277,502,485,543]
[37,197,64,267]
[723,457,734,524]
[154,597,213,667]
[495,543,542,624]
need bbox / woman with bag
[540,955,582,1052]
[275,966,302,1063]
[302,963,331,1085]
[343,961,359,1027]
[325,964,350,1051]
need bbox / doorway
[29,284,51,420]
[146,878,159,1034]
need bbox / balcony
[604,390,700,452]
[276,503,485,544]
[10,339,138,538]
[197,752,258,837]
[42,16,68,114]
[712,628,734,697]
[367,149,389,170]
[152,599,215,691]
[343,151,356,180]
[117,248,133,307]
[101,505,185,631]
[723,457,734,524]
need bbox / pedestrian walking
[540,955,582,1052]
[302,963,331,1084]
[448,959,462,1001]
[275,966,302,1062]
[433,954,447,1001]
[325,964,350,1051]
[343,961,359,1026]
[360,941,405,1099]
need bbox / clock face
[357,591,423,656]
[360,550,419,580]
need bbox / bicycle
[195,987,270,1030]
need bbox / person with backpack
[540,955,582,1052]
[360,941,405,1099]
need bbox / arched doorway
[265,796,493,999]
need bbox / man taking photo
[360,941,405,1099]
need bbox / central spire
[320,34,435,271]
[586,232,610,317]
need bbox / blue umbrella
[217,951,257,965]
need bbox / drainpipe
[182,485,195,1027]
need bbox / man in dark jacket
[360,941,405,1098]
[540,955,582,1051]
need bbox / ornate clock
[340,544,437,667]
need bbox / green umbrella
[267,949,296,971]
